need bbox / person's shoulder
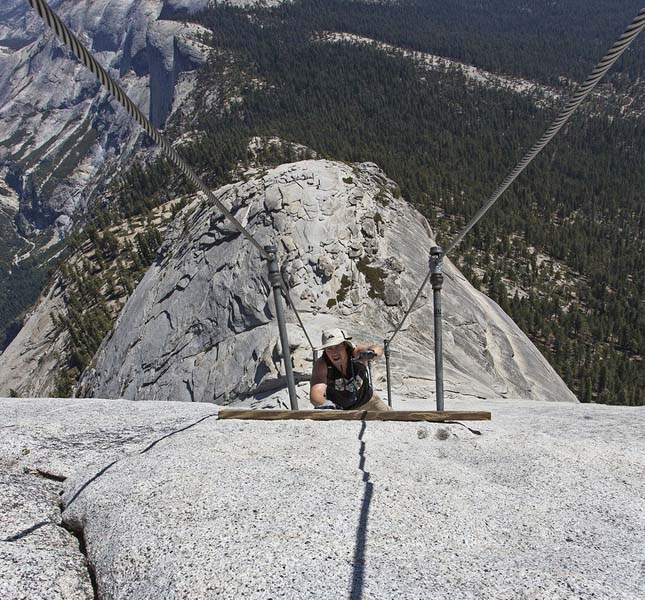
[311,355,328,384]
[313,355,327,371]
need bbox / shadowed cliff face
[0,0,211,238]
[78,159,577,404]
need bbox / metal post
[430,246,445,411]
[384,339,393,408]
[265,245,298,410]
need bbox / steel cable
[387,8,644,346]
[445,8,645,257]
[25,0,269,260]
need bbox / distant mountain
[0,0,210,238]
[0,0,218,348]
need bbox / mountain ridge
[77,159,577,404]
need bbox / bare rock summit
[78,159,577,404]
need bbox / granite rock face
[0,0,211,238]
[0,278,69,398]
[0,397,218,600]
[0,471,94,600]
[77,159,577,404]
[0,397,217,479]
[1,397,643,599]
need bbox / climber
[310,328,391,411]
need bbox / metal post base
[430,246,445,412]
[384,339,393,408]
[265,245,298,410]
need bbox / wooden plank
[218,409,491,422]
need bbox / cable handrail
[25,0,269,260]
[386,8,645,346]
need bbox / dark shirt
[324,354,372,409]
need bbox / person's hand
[315,400,339,410]
[359,349,377,361]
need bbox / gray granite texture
[0,471,94,600]
[0,398,218,479]
[0,398,217,599]
[2,397,642,599]
[77,160,577,404]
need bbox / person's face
[325,342,348,366]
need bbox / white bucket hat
[315,328,355,352]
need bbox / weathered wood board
[218,410,491,422]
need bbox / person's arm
[353,343,384,363]
[310,357,328,407]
